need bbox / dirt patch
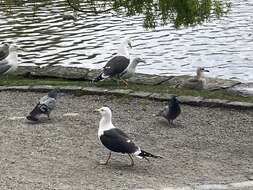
[0,91,252,190]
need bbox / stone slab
[106,89,133,96]
[129,91,152,98]
[195,184,229,190]
[127,73,171,85]
[0,86,31,91]
[163,186,193,190]
[227,83,253,96]
[58,86,82,92]
[16,66,247,97]
[162,75,241,91]
[149,93,174,101]
[177,96,203,105]
[226,101,253,109]
[201,99,229,107]
[81,87,109,95]
[206,78,241,91]
[86,69,103,81]
[18,66,89,80]
[29,85,56,92]
[229,181,253,188]
[16,65,39,75]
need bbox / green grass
[0,75,252,103]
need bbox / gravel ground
[0,91,252,190]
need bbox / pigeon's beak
[204,69,210,72]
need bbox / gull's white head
[9,44,18,52]
[122,37,132,49]
[196,67,209,78]
[96,107,112,118]
[131,57,145,65]
[1,43,9,50]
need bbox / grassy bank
[0,75,252,103]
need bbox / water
[0,0,253,82]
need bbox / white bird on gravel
[95,106,162,166]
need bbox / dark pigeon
[26,89,58,122]
[157,96,181,124]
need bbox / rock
[195,184,229,190]
[58,86,82,93]
[36,66,89,79]
[107,89,133,96]
[163,186,193,190]
[149,93,174,101]
[81,87,109,95]
[201,99,229,107]
[226,101,253,109]
[246,173,253,180]
[205,78,241,90]
[127,73,172,85]
[162,75,192,87]
[229,181,253,188]
[163,76,241,91]
[129,91,152,98]
[227,83,253,96]
[0,86,31,91]
[29,85,55,92]
[18,66,89,80]
[177,96,203,105]
[16,65,39,76]
[86,69,102,81]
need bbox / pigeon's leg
[98,152,111,165]
[128,154,134,167]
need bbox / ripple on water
[0,0,253,82]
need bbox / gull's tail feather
[138,150,163,161]
[93,72,105,82]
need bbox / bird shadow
[156,118,185,129]
[25,118,54,126]
[93,160,150,174]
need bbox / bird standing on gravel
[26,89,58,122]
[157,96,181,125]
[95,107,162,166]
[0,44,18,75]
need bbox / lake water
[0,0,252,82]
